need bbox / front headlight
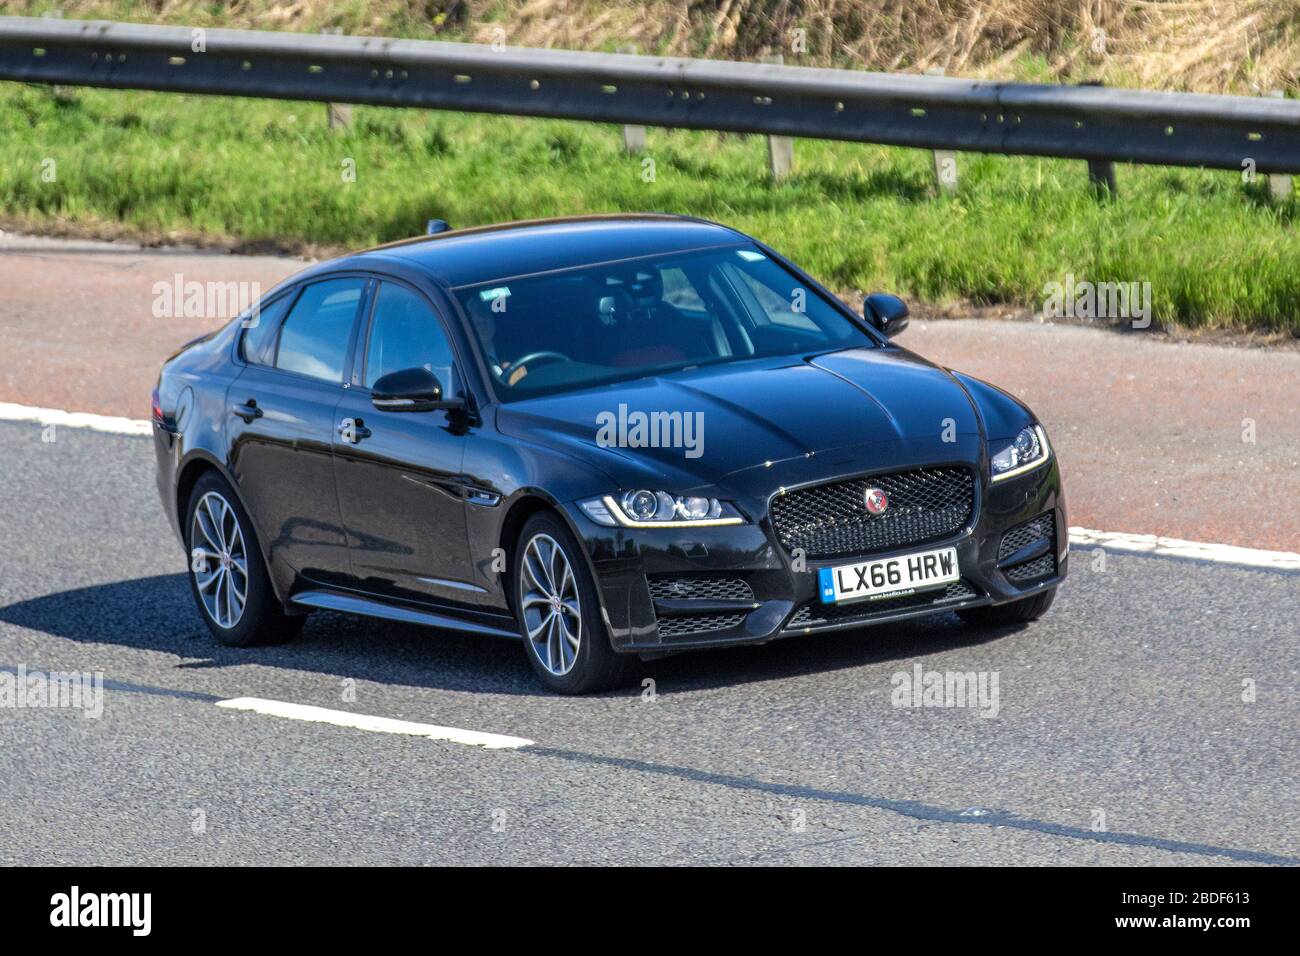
[578,491,745,527]
[990,425,1051,481]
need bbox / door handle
[232,399,263,423]
[337,417,372,443]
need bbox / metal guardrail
[1,16,1298,173]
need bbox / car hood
[495,347,994,495]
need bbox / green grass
[2,82,1298,332]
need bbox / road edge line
[0,401,151,436]
[1068,527,1300,571]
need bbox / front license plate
[818,546,959,604]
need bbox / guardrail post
[320,26,351,132]
[618,45,646,154]
[326,102,352,131]
[761,53,794,181]
[1266,90,1292,201]
[1087,157,1117,195]
[1080,81,1117,197]
[925,68,958,193]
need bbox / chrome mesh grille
[1006,553,1056,582]
[647,577,754,602]
[998,513,1055,561]
[656,613,747,638]
[769,466,974,559]
[1000,512,1057,583]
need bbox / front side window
[363,282,457,393]
[454,246,871,401]
[275,278,366,383]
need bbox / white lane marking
[0,401,151,436]
[215,697,534,750]
[1069,527,1300,571]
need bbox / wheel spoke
[224,569,236,627]
[195,506,221,553]
[530,543,555,594]
[229,571,246,605]
[546,614,562,672]
[527,609,555,640]
[229,524,245,559]
[524,549,550,596]
[548,545,565,598]
[521,590,551,609]
[204,497,227,552]
[211,567,225,626]
[561,615,580,651]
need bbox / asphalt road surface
[0,420,1295,865]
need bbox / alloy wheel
[520,532,582,676]
[190,490,249,629]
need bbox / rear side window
[239,293,294,366]
[275,279,367,383]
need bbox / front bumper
[567,456,1066,653]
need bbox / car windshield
[453,246,875,401]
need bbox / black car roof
[345,214,749,288]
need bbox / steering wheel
[508,351,572,374]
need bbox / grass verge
[1,83,1297,333]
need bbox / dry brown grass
[5,1,1298,92]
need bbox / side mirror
[371,367,463,413]
[864,293,910,338]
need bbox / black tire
[511,512,633,694]
[185,471,305,648]
[957,588,1056,628]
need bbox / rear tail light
[151,388,164,425]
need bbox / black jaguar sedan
[153,214,1066,693]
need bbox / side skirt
[290,590,521,639]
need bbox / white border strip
[215,697,534,750]
[1069,527,1300,571]
[0,401,151,436]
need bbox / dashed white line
[0,401,151,436]
[215,697,534,750]
[1068,527,1300,572]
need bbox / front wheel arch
[497,493,604,621]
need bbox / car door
[227,276,370,589]
[332,278,472,605]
